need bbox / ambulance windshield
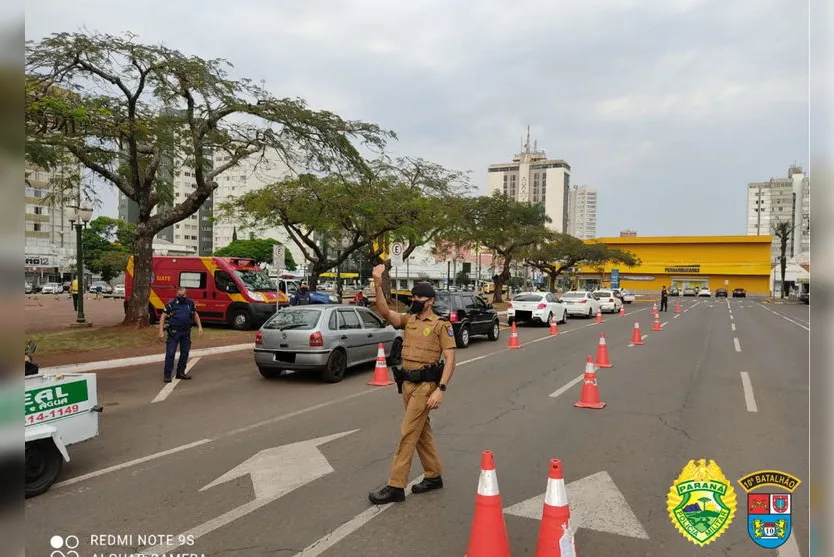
[234,269,276,292]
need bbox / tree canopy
[213,238,296,270]
[25,30,393,325]
[81,216,135,283]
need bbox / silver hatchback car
[253,305,403,383]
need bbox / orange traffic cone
[618,305,625,317]
[630,321,644,345]
[549,317,559,336]
[652,302,658,313]
[594,332,613,368]
[675,301,682,314]
[575,355,606,409]
[651,314,662,331]
[595,310,603,324]
[535,459,577,557]
[367,343,394,386]
[508,322,522,349]
[464,450,512,557]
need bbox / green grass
[28,326,250,355]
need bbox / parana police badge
[667,458,737,546]
[737,469,801,549]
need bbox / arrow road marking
[504,470,649,540]
[142,430,359,554]
[152,356,201,403]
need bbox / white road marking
[294,476,424,557]
[48,342,561,488]
[152,357,201,403]
[52,438,213,489]
[740,372,758,412]
[661,321,668,327]
[731,323,736,331]
[730,315,734,320]
[777,532,801,557]
[673,314,680,319]
[734,338,742,352]
[627,334,649,348]
[758,304,811,331]
[549,374,584,398]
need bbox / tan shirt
[397,312,456,370]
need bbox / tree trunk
[547,272,557,292]
[780,256,787,299]
[123,228,154,327]
[491,258,512,303]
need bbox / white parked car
[698,287,712,297]
[507,292,567,326]
[111,284,125,298]
[595,290,624,313]
[40,283,62,294]
[561,291,602,318]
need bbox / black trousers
[660,298,668,311]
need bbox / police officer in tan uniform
[368,264,456,504]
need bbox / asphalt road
[26,298,809,557]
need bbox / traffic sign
[272,244,286,271]
[390,242,404,267]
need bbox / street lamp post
[69,206,94,325]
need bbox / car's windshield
[597,291,612,297]
[263,309,322,330]
[234,269,276,292]
[562,292,585,299]
[513,294,543,302]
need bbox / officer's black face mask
[408,300,427,314]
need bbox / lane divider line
[757,303,810,332]
[731,323,736,331]
[549,374,584,398]
[152,357,201,404]
[734,338,742,352]
[740,372,758,412]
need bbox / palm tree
[699,497,711,512]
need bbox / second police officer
[368,264,456,504]
[158,285,203,383]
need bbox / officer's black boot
[411,476,443,494]
[368,485,405,504]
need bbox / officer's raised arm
[372,264,404,328]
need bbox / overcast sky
[26,0,809,237]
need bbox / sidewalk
[26,293,126,334]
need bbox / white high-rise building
[567,185,598,239]
[487,132,570,233]
[746,166,810,263]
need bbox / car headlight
[329,294,340,303]
[248,291,266,302]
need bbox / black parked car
[732,288,747,298]
[432,291,501,348]
[715,288,728,297]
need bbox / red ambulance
[124,256,289,330]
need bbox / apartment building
[567,185,598,239]
[747,166,810,263]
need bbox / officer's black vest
[166,297,195,327]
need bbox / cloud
[25,0,809,236]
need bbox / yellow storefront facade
[576,236,772,295]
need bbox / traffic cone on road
[367,343,394,386]
[652,302,658,313]
[575,355,606,409]
[651,314,662,331]
[619,305,625,317]
[595,332,613,368]
[508,322,522,349]
[463,450,512,557]
[630,322,644,345]
[675,301,682,314]
[549,317,560,336]
[535,459,578,557]
[595,310,603,324]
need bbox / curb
[40,343,253,375]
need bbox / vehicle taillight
[507,302,513,308]
[609,298,614,302]
[449,311,458,323]
[537,303,547,309]
[255,331,263,345]
[309,331,324,347]
[580,299,587,304]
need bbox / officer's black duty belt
[392,363,443,393]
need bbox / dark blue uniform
[163,296,196,380]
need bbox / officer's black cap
[411,282,436,298]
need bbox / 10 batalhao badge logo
[737,469,801,549]
[667,458,737,546]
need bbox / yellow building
[576,236,772,295]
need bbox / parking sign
[390,242,404,267]
[272,244,286,270]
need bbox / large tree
[25,31,392,326]
[772,219,795,298]
[213,238,296,270]
[443,192,551,303]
